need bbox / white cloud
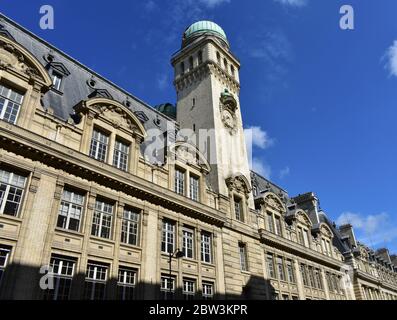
[279,166,290,179]
[244,126,274,151]
[156,73,168,90]
[199,0,231,8]
[336,211,397,248]
[274,0,308,7]
[252,157,272,179]
[385,40,397,77]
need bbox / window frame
[161,220,176,254]
[201,232,212,264]
[0,84,24,124]
[239,242,248,272]
[182,227,194,259]
[91,199,114,239]
[0,246,11,288]
[189,174,200,201]
[183,278,196,300]
[45,255,76,300]
[174,168,185,196]
[202,282,214,300]
[117,267,137,300]
[57,189,85,232]
[89,128,109,162]
[0,168,27,217]
[121,207,140,246]
[84,262,108,300]
[113,139,130,171]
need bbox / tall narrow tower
[171,21,252,206]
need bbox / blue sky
[1,0,397,253]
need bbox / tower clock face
[222,109,236,131]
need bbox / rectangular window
[275,216,282,236]
[89,129,109,162]
[201,232,212,264]
[277,257,285,281]
[286,260,295,283]
[160,275,175,300]
[239,243,248,271]
[52,72,63,91]
[326,241,332,256]
[182,228,194,259]
[300,264,309,286]
[183,279,196,300]
[266,254,275,279]
[57,189,85,232]
[0,246,11,288]
[267,212,274,233]
[234,197,243,222]
[297,227,305,245]
[113,140,129,171]
[303,230,309,247]
[202,282,214,300]
[189,175,199,201]
[91,200,113,239]
[121,207,140,246]
[161,220,175,254]
[175,169,185,195]
[315,269,323,290]
[0,168,26,217]
[117,267,136,300]
[308,266,315,288]
[84,262,108,300]
[44,255,76,300]
[0,84,24,124]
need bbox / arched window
[189,56,194,70]
[180,62,185,75]
[224,58,228,70]
[216,52,221,64]
[198,51,203,64]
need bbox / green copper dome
[183,21,228,43]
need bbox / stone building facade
[0,15,396,300]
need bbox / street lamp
[168,248,184,300]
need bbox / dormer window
[0,84,24,124]
[51,71,63,91]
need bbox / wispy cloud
[384,40,397,77]
[252,158,272,179]
[336,211,397,249]
[156,73,169,90]
[199,0,231,8]
[274,0,308,7]
[238,28,293,99]
[279,166,290,179]
[244,126,274,179]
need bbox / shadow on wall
[0,263,277,300]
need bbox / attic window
[52,71,62,91]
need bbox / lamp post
[168,248,184,300]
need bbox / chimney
[292,192,319,225]
[376,248,392,264]
[339,224,358,248]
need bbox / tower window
[180,62,185,75]
[189,56,194,70]
[216,52,221,64]
[198,51,203,64]
[231,65,235,77]
[224,58,228,69]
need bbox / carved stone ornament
[264,193,285,212]
[225,174,252,197]
[219,89,238,135]
[0,40,42,81]
[94,103,137,131]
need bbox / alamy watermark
[39,5,54,30]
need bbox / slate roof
[0,13,176,163]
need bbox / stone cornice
[0,122,226,227]
[355,269,397,291]
[259,228,345,270]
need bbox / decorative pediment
[259,192,286,213]
[296,209,313,227]
[88,88,113,99]
[169,141,211,173]
[319,223,334,239]
[48,61,70,76]
[74,97,146,139]
[134,111,149,124]
[0,34,52,90]
[0,24,15,41]
[226,174,252,197]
